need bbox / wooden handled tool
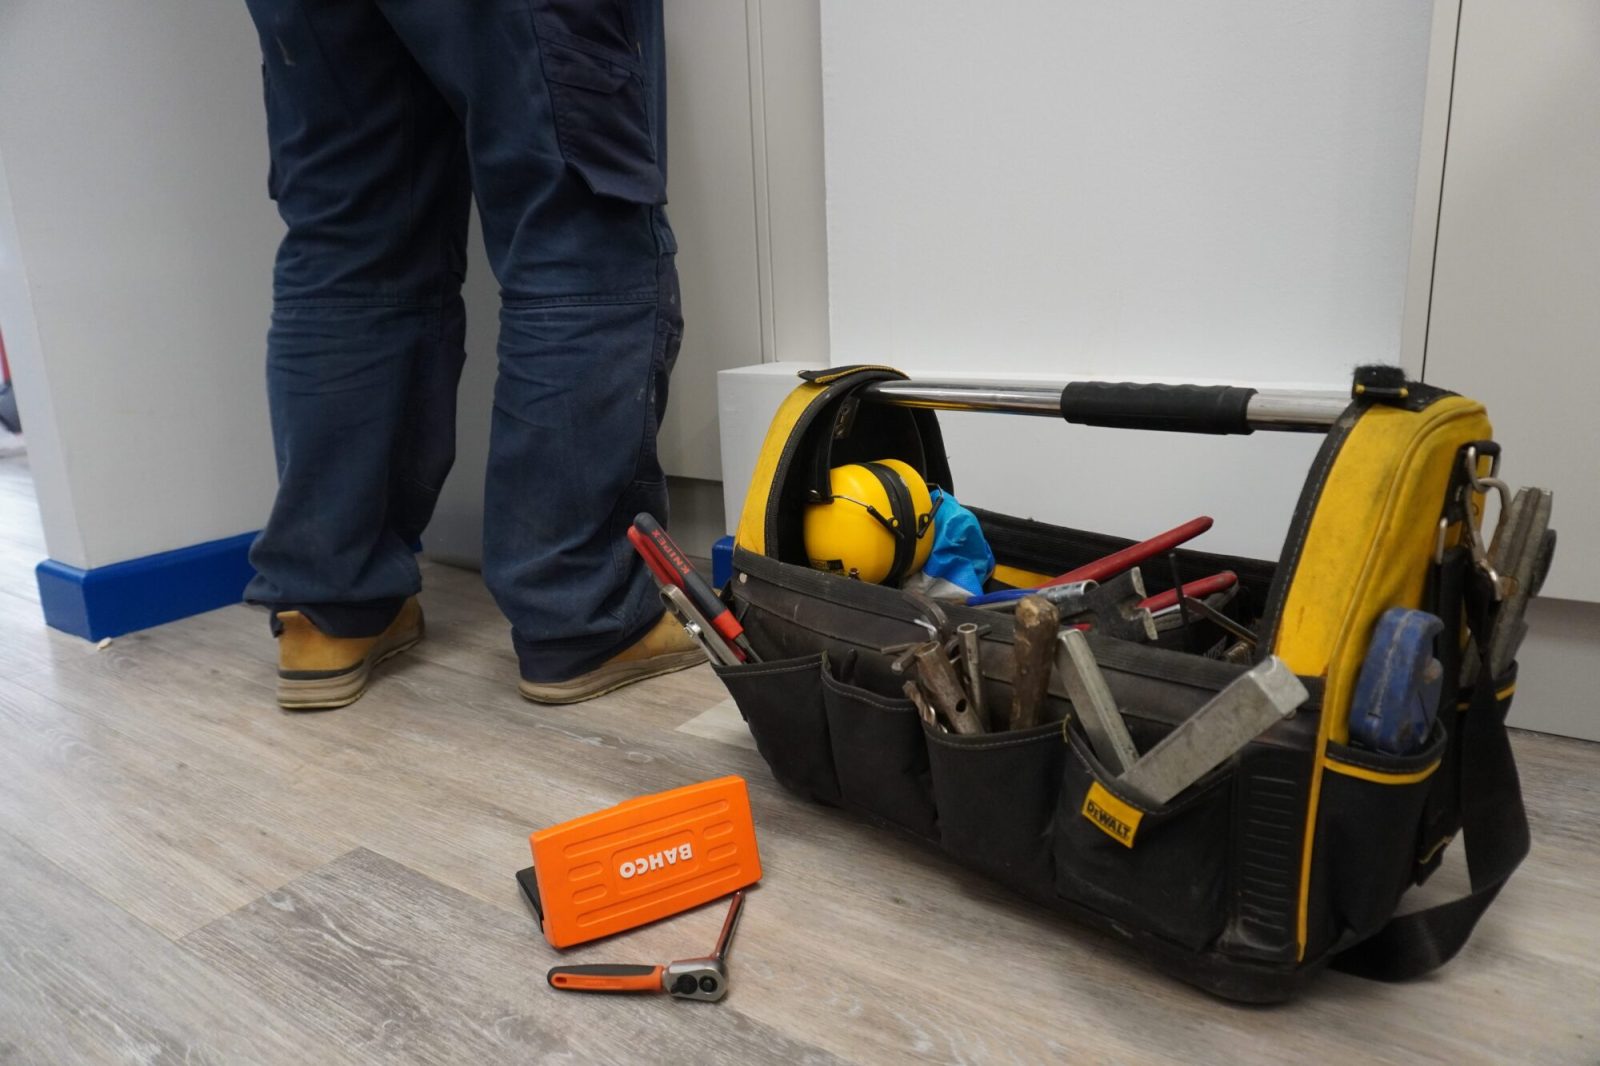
[1009,595,1059,731]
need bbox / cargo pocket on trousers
[529,1,665,204]
[1054,720,1232,951]
[1315,723,1448,943]
[713,654,839,805]
[820,669,938,838]
[925,724,1065,898]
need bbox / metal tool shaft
[1118,657,1307,806]
[661,587,741,667]
[859,381,1345,432]
[1056,629,1140,773]
[712,891,745,963]
[955,623,989,730]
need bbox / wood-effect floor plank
[180,847,844,1066]
[15,574,1600,1062]
[1,453,1597,1062]
[0,676,352,938]
[0,829,364,1066]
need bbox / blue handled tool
[1348,608,1445,755]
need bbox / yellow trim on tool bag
[735,382,828,556]
[1082,781,1144,847]
[805,364,900,386]
[1321,756,1442,786]
[1418,833,1454,865]
[992,563,1055,588]
[1273,395,1493,961]
[1457,682,1518,712]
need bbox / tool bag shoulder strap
[1332,654,1529,980]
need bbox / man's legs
[378,0,694,688]
[244,0,471,642]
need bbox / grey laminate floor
[2,451,1597,1064]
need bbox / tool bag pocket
[712,654,840,805]
[528,0,666,204]
[820,669,938,837]
[924,724,1065,897]
[1053,720,1234,952]
[1312,723,1449,951]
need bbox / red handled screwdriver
[631,513,756,663]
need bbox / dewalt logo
[1081,782,1143,848]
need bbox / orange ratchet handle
[547,964,665,994]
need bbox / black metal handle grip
[547,964,665,993]
[1059,381,1258,435]
[550,964,659,978]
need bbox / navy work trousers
[242,0,680,681]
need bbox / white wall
[819,0,1436,560]
[0,150,85,566]
[0,1,280,569]
[1415,0,1600,740]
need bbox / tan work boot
[275,597,424,710]
[518,612,706,705]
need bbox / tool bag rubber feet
[519,613,706,705]
[275,597,424,711]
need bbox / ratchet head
[661,957,729,1002]
[664,890,745,1001]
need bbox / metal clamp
[1460,445,1512,600]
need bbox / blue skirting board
[37,532,719,642]
[37,531,258,642]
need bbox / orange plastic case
[523,775,762,949]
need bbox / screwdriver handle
[633,513,752,658]
[547,964,665,994]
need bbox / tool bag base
[715,366,1530,1003]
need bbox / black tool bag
[713,365,1531,1003]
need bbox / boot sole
[277,618,425,711]
[518,648,705,705]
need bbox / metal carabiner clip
[1459,444,1512,600]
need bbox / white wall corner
[0,145,88,568]
[1400,0,1463,379]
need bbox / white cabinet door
[1422,0,1600,603]
[658,0,765,482]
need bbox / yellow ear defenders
[803,458,940,585]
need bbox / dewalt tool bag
[712,364,1533,1003]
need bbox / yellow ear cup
[803,458,937,584]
